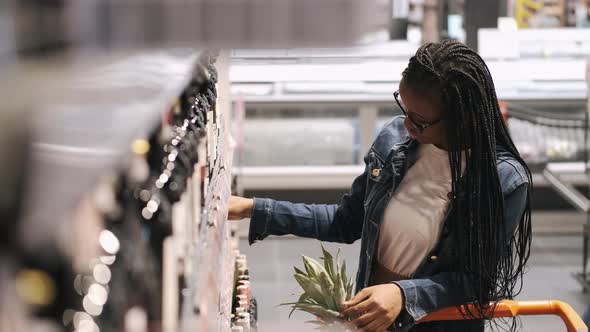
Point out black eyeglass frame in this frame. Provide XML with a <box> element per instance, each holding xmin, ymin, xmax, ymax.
<box><xmin>393</xmin><ymin>90</ymin><xmax>442</xmax><ymax>133</ymax></box>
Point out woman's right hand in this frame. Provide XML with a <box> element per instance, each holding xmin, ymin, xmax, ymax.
<box><xmin>227</xmin><ymin>196</ymin><xmax>255</xmax><ymax>220</ymax></box>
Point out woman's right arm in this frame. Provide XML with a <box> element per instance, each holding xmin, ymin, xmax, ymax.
<box><xmin>228</xmin><ymin>159</ymin><xmax>369</xmax><ymax>245</ymax></box>
<box><xmin>229</xmin><ymin>117</ymin><xmax>407</xmax><ymax>246</ymax></box>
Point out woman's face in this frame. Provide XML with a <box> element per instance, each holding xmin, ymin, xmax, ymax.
<box><xmin>398</xmin><ymin>79</ymin><xmax>447</xmax><ymax>149</ymax></box>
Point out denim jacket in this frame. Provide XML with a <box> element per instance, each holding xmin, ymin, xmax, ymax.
<box><xmin>248</xmin><ymin>116</ymin><xmax>529</xmax><ymax>331</ymax></box>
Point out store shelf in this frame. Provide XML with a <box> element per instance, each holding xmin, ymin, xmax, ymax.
<box><xmin>9</xmin><ymin>50</ymin><xmax>251</xmax><ymax>332</ymax></box>
<box><xmin>230</xmin><ymin>34</ymin><xmax>590</xmax><ymax>104</ymax></box>
<box><xmin>235</xmin><ymin>165</ymin><xmax>364</xmax><ymax>190</ymax></box>
<box><xmin>234</xmin><ymin>165</ymin><xmax>587</xmax><ymax>191</ymax></box>
<box><xmin>230</xmin><ymin>41</ymin><xmax>420</xmax><ymax>61</ymax></box>
<box><xmin>230</xmin><ymin>59</ymin><xmax>587</xmax><ymax>103</ymax></box>
<box><xmin>547</xmin><ymin>162</ymin><xmax>590</xmax><ymax>174</ymax></box>
<box><xmin>231</xmin><ymin>29</ymin><xmax>590</xmax><ymax>62</ymax></box>
<box><xmin>20</xmin><ymin>50</ymin><xmax>199</xmax><ymax>241</ymax></box>
<box><xmin>30</xmin><ymin>50</ymin><xmax>199</xmax><ymax>152</ymax></box>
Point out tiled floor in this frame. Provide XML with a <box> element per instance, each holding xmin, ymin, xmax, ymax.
<box><xmin>239</xmin><ymin>212</ymin><xmax>590</xmax><ymax>332</ymax></box>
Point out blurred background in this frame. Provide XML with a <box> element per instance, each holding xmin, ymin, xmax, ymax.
<box><xmin>1</xmin><ymin>0</ymin><xmax>590</xmax><ymax>331</ymax></box>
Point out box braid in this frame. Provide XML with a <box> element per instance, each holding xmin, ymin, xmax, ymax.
<box><xmin>402</xmin><ymin>40</ymin><xmax>532</xmax><ymax>328</ymax></box>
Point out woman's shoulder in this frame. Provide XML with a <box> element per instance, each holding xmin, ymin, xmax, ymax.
<box><xmin>370</xmin><ymin>116</ymin><xmax>409</xmax><ymax>159</ymax></box>
<box><xmin>495</xmin><ymin>146</ymin><xmax>530</xmax><ymax>194</ymax></box>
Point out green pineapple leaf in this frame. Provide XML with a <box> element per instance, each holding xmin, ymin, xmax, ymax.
<box><xmin>294</xmin><ymin>266</ymin><xmax>306</xmax><ymax>276</ymax></box>
<box><xmin>320</xmin><ymin>244</ymin><xmax>336</xmax><ymax>282</ymax></box>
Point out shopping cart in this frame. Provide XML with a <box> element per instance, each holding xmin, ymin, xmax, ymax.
<box><xmin>419</xmin><ymin>300</ymin><xmax>588</xmax><ymax>332</ymax></box>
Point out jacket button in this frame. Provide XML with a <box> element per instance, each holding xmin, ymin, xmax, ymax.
<box><xmin>430</xmin><ymin>255</ymin><xmax>438</xmax><ymax>260</ymax></box>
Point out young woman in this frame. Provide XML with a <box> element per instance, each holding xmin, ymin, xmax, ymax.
<box><xmin>228</xmin><ymin>40</ymin><xmax>532</xmax><ymax>332</ymax></box>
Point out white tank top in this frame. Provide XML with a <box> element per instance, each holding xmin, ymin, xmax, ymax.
<box><xmin>376</xmin><ymin>143</ymin><xmax>455</xmax><ymax>278</ymax></box>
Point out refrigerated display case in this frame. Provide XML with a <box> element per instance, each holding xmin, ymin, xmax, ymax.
<box><xmin>230</xmin><ymin>39</ymin><xmax>589</xmax><ymax>207</ymax></box>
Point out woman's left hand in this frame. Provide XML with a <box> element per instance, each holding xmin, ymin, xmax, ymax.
<box><xmin>340</xmin><ymin>284</ymin><xmax>404</xmax><ymax>332</ymax></box>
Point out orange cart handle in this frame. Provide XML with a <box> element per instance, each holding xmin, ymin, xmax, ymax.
<box><xmin>419</xmin><ymin>300</ymin><xmax>588</xmax><ymax>332</ymax></box>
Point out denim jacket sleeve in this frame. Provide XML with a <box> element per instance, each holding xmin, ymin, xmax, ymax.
<box><xmin>391</xmin><ymin>183</ymin><xmax>529</xmax><ymax>331</ymax></box>
<box><xmin>248</xmin><ymin>155</ymin><xmax>369</xmax><ymax>245</ymax></box>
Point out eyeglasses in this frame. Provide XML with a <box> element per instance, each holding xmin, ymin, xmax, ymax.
<box><xmin>393</xmin><ymin>90</ymin><xmax>441</xmax><ymax>133</ymax></box>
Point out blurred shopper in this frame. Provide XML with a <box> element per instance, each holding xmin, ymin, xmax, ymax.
<box><xmin>229</xmin><ymin>40</ymin><xmax>532</xmax><ymax>332</ymax></box>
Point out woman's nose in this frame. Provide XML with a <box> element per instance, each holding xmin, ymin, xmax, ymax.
<box><xmin>402</xmin><ymin>117</ymin><xmax>414</xmax><ymax>132</ymax></box>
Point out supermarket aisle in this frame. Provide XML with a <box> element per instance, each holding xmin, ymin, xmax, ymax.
<box><xmin>517</xmin><ymin>234</ymin><xmax>587</xmax><ymax>332</ymax></box>
<box><xmin>240</xmin><ymin>214</ymin><xmax>590</xmax><ymax>332</ymax></box>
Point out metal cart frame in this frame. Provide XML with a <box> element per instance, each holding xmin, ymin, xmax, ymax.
<box><xmin>420</xmin><ymin>300</ymin><xmax>588</xmax><ymax>332</ymax></box>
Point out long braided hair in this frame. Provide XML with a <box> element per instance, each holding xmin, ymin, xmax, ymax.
<box><xmin>402</xmin><ymin>40</ymin><xmax>533</xmax><ymax>327</ymax></box>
